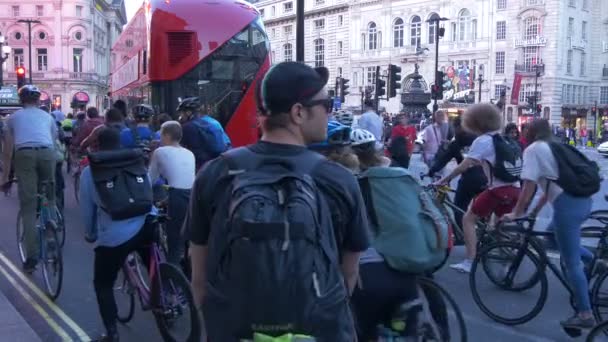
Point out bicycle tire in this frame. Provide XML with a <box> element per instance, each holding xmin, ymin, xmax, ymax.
<box><xmin>592</xmin><ymin>270</ymin><xmax>608</xmax><ymax>323</ymax></box>
<box><xmin>41</xmin><ymin>228</ymin><xmax>63</xmax><ymax>300</ymax></box>
<box><xmin>16</xmin><ymin>210</ymin><xmax>26</xmax><ymax>264</ymax></box>
<box><xmin>151</xmin><ymin>263</ymin><xmax>201</xmax><ymax>342</ymax></box>
<box><xmin>115</xmin><ymin>269</ymin><xmax>135</xmax><ymax>323</ymax></box>
<box><xmin>418</xmin><ymin>277</ymin><xmax>467</xmax><ymax>342</ymax></box>
<box><xmin>469</xmin><ymin>240</ymin><xmax>548</xmax><ymax>325</ymax></box>
<box><xmin>587</xmin><ymin>320</ymin><xmax>608</xmax><ymax>341</ymax></box>
<box><xmin>54</xmin><ymin>206</ymin><xmax>66</xmax><ymax>248</ymax></box>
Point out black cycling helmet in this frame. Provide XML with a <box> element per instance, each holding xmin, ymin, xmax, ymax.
<box><xmin>18</xmin><ymin>85</ymin><xmax>42</xmax><ymax>103</ymax></box>
<box><xmin>132</xmin><ymin>104</ymin><xmax>155</xmax><ymax>118</ymax></box>
<box><xmin>176</xmin><ymin>97</ymin><xmax>201</xmax><ymax>112</ymax></box>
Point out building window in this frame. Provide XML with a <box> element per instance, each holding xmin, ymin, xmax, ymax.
<box><xmin>568</xmin><ymin>0</ymin><xmax>576</xmax><ymax>7</ymax></box>
<box><xmin>582</xmin><ymin>21</ymin><xmax>587</xmax><ymax>40</ymax></box>
<box><xmin>14</xmin><ymin>32</ymin><xmax>22</xmax><ymax>40</ymax></box>
<box><xmin>580</xmin><ymin>52</ymin><xmax>586</xmax><ymax>76</ymax></box>
<box><xmin>36</xmin><ymin>5</ymin><xmax>43</xmax><ymax>17</ymax></box>
<box><xmin>583</xmin><ymin>0</ymin><xmax>589</xmax><ymax>10</ymax></box>
<box><xmin>260</xmin><ymin>9</ymin><xmax>265</xmax><ymax>18</ymax></box>
<box><xmin>283</xmin><ymin>2</ymin><xmax>293</xmax><ymax>13</ymax></box>
<box><xmin>368</xmin><ymin>22</ymin><xmax>378</xmax><ymax>50</ymax></box>
<box><xmin>568</xmin><ymin>18</ymin><xmax>574</xmax><ymax>38</ymax></box>
<box><xmin>76</xmin><ymin>5</ymin><xmax>83</xmax><ymax>17</ymax></box>
<box><xmin>495</xmin><ymin>85</ymin><xmax>507</xmax><ymax>99</ymax></box>
<box><xmin>519</xmin><ymin>84</ymin><xmax>542</xmax><ymax>103</ymax></box>
<box><xmin>338</xmin><ymin>15</ymin><xmax>343</xmax><ymax>27</ymax></box>
<box><xmin>451</xmin><ymin>22</ymin><xmax>457</xmax><ymax>41</ymax></box>
<box><xmin>314</xmin><ymin>39</ymin><xmax>324</xmax><ymax>67</ymax></box>
<box><xmin>38</xmin><ymin>31</ymin><xmax>46</xmax><ymax>40</ymax></box>
<box><xmin>270</xmin><ymin>6</ymin><xmax>275</xmax><ymax>16</ymax></box>
<box><xmin>428</xmin><ymin>13</ymin><xmax>440</xmax><ymax>44</ymax></box>
<box><xmin>600</xmin><ymin>87</ymin><xmax>608</xmax><ymax>104</ymax></box>
<box><xmin>284</xmin><ymin>25</ymin><xmax>292</xmax><ymax>37</ymax></box>
<box><xmin>496</xmin><ymin>21</ymin><xmax>506</xmax><ymax>40</ymax></box>
<box><xmin>284</xmin><ymin>43</ymin><xmax>292</xmax><ymax>62</ymax></box>
<box><xmin>458</xmin><ymin>9</ymin><xmax>472</xmax><ymax>41</ymax></box>
<box><xmin>526</xmin><ymin>0</ymin><xmax>540</xmax><ymax>5</ymax></box>
<box><xmin>74</xmin><ymin>31</ymin><xmax>83</xmax><ymax>41</ymax></box>
<box><xmin>271</xmin><ymin>29</ymin><xmax>276</xmax><ymax>38</ymax></box>
<box><xmin>13</xmin><ymin>48</ymin><xmax>24</xmax><ymax>68</ymax></box>
<box><xmin>12</xmin><ymin>6</ymin><xmax>19</xmax><ymax>17</ymax></box>
<box><xmin>37</xmin><ymin>48</ymin><xmax>48</xmax><ymax>71</ymax></box>
<box><xmin>314</xmin><ymin>19</ymin><xmax>325</xmax><ymax>30</ymax></box>
<box><xmin>567</xmin><ymin>50</ymin><xmax>573</xmax><ymax>74</ymax></box>
<box><xmin>410</xmin><ymin>16</ymin><xmax>421</xmax><ymax>47</ymax></box>
<box><xmin>337</xmin><ymin>67</ymin><xmax>342</xmax><ymax>77</ymax></box>
<box><xmin>495</xmin><ymin>51</ymin><xmax>505</xmax><ymax>74</ymax></box>
<box><xmin>353</xmin><ymin>72</ymin><xmax>358</xmax><ymax>86</ymax></box>
<box><xmin>315</xmin><ymin>0</ymin><xmax>324</xmax><ymax>5</ymax></box>
<box><xmin>73</xmin><ymin>48</ymin><xmax>83</xmax><ymax>73</ymax></box>
<box><xmin>523</xmin><ymin>46</ymin><xmax>541</xmax><ymax>69</ymax></box>
<box><xmin>524</xmin><ymin>17</ymin><xmax>540</xmax><ymax>40</ymax></box>
<box><xmin>367</xmin><ymin>66</ymin><xmax>376</xmax><ymax>85</ymax></box>
<box><xmin>393</xmin><ymin>18</ymin><xmax>404</xmax><ymax>48</ymax></box>
<box><xmin>337</xmin><ymin>41</ymin><xmax>343</xmax><ymax>55</ymax></box>
<box><xmin>497</xmin><ymin>0</ymin><xmax>507</xmax><ymax>10</ymax></box>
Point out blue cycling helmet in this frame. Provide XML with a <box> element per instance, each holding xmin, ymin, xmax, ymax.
<box><xmin>309</xmin><ymin>120</ymin><xmax>351</xmax><ymax>150</ymax></box>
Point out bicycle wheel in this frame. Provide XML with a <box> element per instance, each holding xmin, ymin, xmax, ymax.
<box><xmin>587</xmin><ymin>320</ymin><xmax>608</xmax><ymax>341</ymax></box>
<box><xmin>114</xmin><ymin>268</ymin><xmax>135</xmax><ymax>323</ymax></box>
<box><xmin>417</xmin><ymin>277</ymin><xmax>467</xmax><ymax>342</ymax></box>
<box><xmin>470</xmin><ymin>241</ymin><xmax>548</xmax><ymax>325</ymax></box>
<box><xmin>41</xmin><ymin>227</ymin><xmax>63</xmax><ymax>300</ymax></box>
<box><xmin>16</xmin><ymin>210</ymin><xmax>26</xmax><ymax>264</ymax></box>
<box><xmin>151</xmin><ymin>263</ymin><xmax>200</xmax><ymax>342</ymax></box>
<box><xmin>592</xmin><ymin>270</ymin><xmax>608</xmax><ymax>323</ymax></box>
<box><xmin>54</xmin><ymin>206</ymin><xmax>66</xmax><ymax>248</ymax></box>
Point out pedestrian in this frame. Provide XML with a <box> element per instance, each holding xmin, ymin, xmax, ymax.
<box><xmin>422</xmin><ymin>110</ymin><xmax>452</xmax><ymax>168</ymax></box>
<box><xmin>580</xmin><ymin>126</ymin><xmax>588</xmax><ymax>148</ymax></box>
<box><xmin>356</xmin><ymin>100</ymin><xmax>384</xmax><ymax>150</ymax></box>
<box><xmin>185</xmin><ymin>61</ymin><xmax>369</xmax><ymax>341</ymax></box>
<box><xmin>519</xmin><ymin>123</ymin><xmax>530</xmax><ymax>150</ymax></box>
<box><xmin>388</xmin><ymin>113</ymin><xmax>416</xmax><ymax>168</ymax></box>
<box><xmin>503</xmin><ymin>118</ymin><xmax>597</xmax><ymax>330</ymax></box>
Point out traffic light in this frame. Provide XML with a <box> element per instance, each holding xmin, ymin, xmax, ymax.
<box><xmin>388</xmin><ymin>64</ymin><xmax>402</xmax><ymax>98</ymax></box>
<box><xmin>432</xmin><ymin>71</ymin><xmax>445</xmax><ymax>100</ymax></box>
<box><xmin>376</xmin><ymin>77</ymin><xmax>386</xmax><ymax>97</ymax></box>
<box><xmin>339</xmin><ymin>78</ymin><xmax>350</xmax><ymax>102</ymax></box>
<box><xmin>16</xmin><ymin>67</ymin><xmax>26</xmax><ymax>89</ymax></box>
<box><xmin>592</xmin><ymin>106</ymin><xmax>597</xmax><ymax>117</ymax></box>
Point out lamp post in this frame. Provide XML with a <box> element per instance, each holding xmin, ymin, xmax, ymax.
<box><xmin>533</xmin><ymin>63</ymin><xmax>541</xmax><ymax>118</ymax></box>
<box><xmin>426</xmin><ymin>16</ymin><xmax>448</xmax><ymax>114</ymax></box>
<box><xmin>477</xmin><ymin>64</ymin><xmax>484</xmax><ymax>103</ymax></box>
<box><xmin>0</xmin><ymin>35</ymin><xmax>11</xmax><ymax>89</ymax></box>
<box><xmin>17</xmin><ymin>19</ymin><xmax>41</xmax><ymax>84</ymax></box>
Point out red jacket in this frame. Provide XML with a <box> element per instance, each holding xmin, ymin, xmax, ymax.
<box><xmin>72</xmin><ymin>117</ymin><xmax>104</xmax><ymax>149</ymax></box>
<box><xmin>390</xmin><ymin>125</ymin><xmax>417</xmax><ymax>155</ymax></box>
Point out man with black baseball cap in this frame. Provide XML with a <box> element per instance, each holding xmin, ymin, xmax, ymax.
<box><xmin>186</xmin><ymin>62</ymin><xmax>370</xmax><ymax>341</ymax></box>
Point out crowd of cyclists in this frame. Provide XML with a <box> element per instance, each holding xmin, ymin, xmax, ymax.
<box><xmin>0</xmin><ymin>60</ymin><xmax>605</xmax><ymax>342</ymax></box>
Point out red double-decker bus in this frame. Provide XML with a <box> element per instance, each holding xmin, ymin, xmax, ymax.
<box><xmin>110</xmin><ymin>0</ymin><xmax>270</xmax><ymax>147</ymax></box>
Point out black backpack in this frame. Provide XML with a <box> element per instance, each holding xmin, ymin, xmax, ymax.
<box><xmin>549</xmin><ymin>142</ymin><xmax>600</xmax><ymax>197</ymax></box>
<box><xmin>88</xmin><ymin>149</ymin><xmax>153</xmax><ymax>220</ymax></box>
<box><xmin>203</xmin><ymin>147</ymin><xmax>350</xmax><ymax>339</ymax></box>
<box><xmin>491</xmin><ymin>134</ymin><xmax>523</xmax><ymax>183</ymax></box>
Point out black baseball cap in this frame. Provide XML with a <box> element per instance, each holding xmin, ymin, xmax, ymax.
<box><xmin>260</xmin><ymin>62</ymin><xmax>329</xmax><ymax>116</ymax></box>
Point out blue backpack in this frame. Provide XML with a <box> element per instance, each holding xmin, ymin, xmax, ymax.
<box><xmin>359</xmin><ymin>167</ymin><xmax>450</xmax><ymax>273</ymax></box>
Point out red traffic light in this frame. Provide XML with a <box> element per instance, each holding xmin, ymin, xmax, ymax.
<box><xmin>16</xmin><ymin>67</ymin><xmax>25</xmax><ymax>76</ymax></box>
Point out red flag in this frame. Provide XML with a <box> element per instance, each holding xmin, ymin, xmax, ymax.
<box><xmin>511</xmin><ymin>73</ymin><xmax>523</xmax><ymax>105</ymax></box>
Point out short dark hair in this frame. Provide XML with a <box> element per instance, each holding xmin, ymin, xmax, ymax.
<box><xmin>160</xmin><ymin>121</ymin><xmax>183</xmax><ymax>142</ymax></box>
<box><xmin>98</xmin><ymin>127</ymin><xmax>121</xmax><ymax>150</ymax></box>
<box><xmin>105</xmin><ymin>108</ymin><xmax>123</xmax><ymax>123</ymax></box>
<box><xmin>87</xmin><ymin>107</ymin><xmax>99</xmax><ymax>119</ymax></box>
<box><xmin>525</xmin><ymin>119</ymin><xmax>552</xmax><ymax>143</ymax></box>
<box><xmin>504</xmin><ymin>123</ymin><xmax>518</xmax><ymax>135</ymax></box>
<box><xmin>112</xmin><ymin>100</ymin><xmax>127</xmax><ymax>117</ymax></box>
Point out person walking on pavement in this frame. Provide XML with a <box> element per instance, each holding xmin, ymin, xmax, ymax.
<box><xmin>185</xmin><ymin>62</ymin><xmax>369</xmax><ymax>341</ymax></box>
<box><xmin>388</xmin><ymin>113</ymin><xmax>417</xmax><ymax>168</ymax></box>
<box><xmin>580</xmin><ymin>126</ymin><xmax>588</xmax><ymax>148</ymax></box>
<box><xmin>1</xmin><ymin>85</ymin><xmax>58</xmax><ymax>272</ymax></box>
<box><xmin>356</xmin><ymin>100</ymin><xmax>384</xmax><ymax>150</ymax></box>
<box><xmin>422</xmin><ymin>110</ymin><xmax>452</xmax><ymax>168</ymax></box>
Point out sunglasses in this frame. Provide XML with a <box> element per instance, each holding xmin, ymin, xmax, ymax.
<box><xmin>302</xmin><ymin>98</ymin><xmax>333</xmax><ymax>113</ymax></box>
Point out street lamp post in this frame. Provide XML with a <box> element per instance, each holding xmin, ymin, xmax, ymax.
<box><xmin>17</xmin><ymin>19</ymin><xmax>41</xmax><ymax>84</ymax></box>
<box><xmin>426</xmin><ymin>16</ymin><xmax>448</xmax><ymax>114</ymax></box>
<box><xmin>0</xmin><ymin>35</ymin><xmax>11</xmax><ymax>88</ymax></box>
<box><xmin>477</xmin><ymin>64</ymin><xmax>484</xmax><ymax>103</ymax></box>
<box><xmin>533</xmin><ymin>64</ymin><xmax>541</xmax><ymax>118</ymax></box>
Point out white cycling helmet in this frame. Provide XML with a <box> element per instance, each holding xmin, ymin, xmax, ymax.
<box><xmin>334</xmin><ymin>110</ymin><xmax>354</xmax><ymax>127</ymax></box>
<box><xmin>350</xmin><ymin>128</ymin><xmax>376</xmax><ymax>146</ymax></box>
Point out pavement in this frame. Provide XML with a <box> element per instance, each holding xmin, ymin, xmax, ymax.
<box><xmin>0</xmin><ymin>145</ymin><xmax>606</xmax><ymax>341</ymax></box>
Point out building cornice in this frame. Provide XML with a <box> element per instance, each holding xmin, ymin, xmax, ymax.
<box><xmin>263</xmin><ymin>3</ymin><xmax>348</xmax><ymax>26</ymax></box>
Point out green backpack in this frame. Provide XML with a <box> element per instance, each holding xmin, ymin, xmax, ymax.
<box><xmin>358</xmin><ymin>167</ymin><xmax>451</xmax><ymax>273</ymax></box>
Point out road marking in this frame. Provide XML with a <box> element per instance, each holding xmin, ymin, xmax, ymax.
<box><xmin>0</xmin><ymin>252</ymin><xmax>91</xmax><ymax>341</ymax></box>
<box><xmin>0</xmin><ymin>261</ymin><xmax>72</xmax><ymax>341</ymax></box>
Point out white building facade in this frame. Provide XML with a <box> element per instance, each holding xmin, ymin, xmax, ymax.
<box><xmin>0</xmin><ymin>0</ymin><xmax>126</xmax><ymax>112</ymax></box>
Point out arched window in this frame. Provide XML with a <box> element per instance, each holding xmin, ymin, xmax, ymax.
<box><xmin>524</xmin><ymin>16</ymin><xmax>540</xmax><ymax>39</ymax></box>
<box><xmin>393</xmin><ymin>18</ymin><xmax>404</xmax><ymax>48</ymax></box>
<box><xmin>368</xmin><ymin>22</ymin><xmax>377</xmax><ymax>50</ymax></box>
<box><xmin>458</xmin><ymin>9</ymin><xmax>471</xmax><ymax>41</ymax></box>
<box><xmin>410</xmin><ymin>16</ymin><xmax>421</xmax><ymax>47</ymax></box>
<box><xmin>284</xmin><ymin>43</ymin><xmax>292</xmax><ymax>62</ymax></box>
<box><xmin>428</xmin><ymin>13</ymin><xmax>440</xmax><ymax>44</ymax></box>
<box><xmin>314</xmin><ymin>38</ymin><xmax>324</xmax><ymax>67</ymax></box>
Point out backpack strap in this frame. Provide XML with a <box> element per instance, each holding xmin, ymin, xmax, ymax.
<box><xmin>222</xmin><ymin>146</ymin><xmax>325</xmax><ymax>175</ymax></box>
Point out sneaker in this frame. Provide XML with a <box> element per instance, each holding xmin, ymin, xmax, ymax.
<box><xmin>560</xmin><ymin>314</ymin><xmax>595</xmax><ymax>329</ymax></box>
<box><xmin>93</xmin><ymin>329</ymin><xmax>119</xmax><ymax>342</ymax></box>
<box><xmin>449</xmin><ymin>260</ymin><xmax>472</xmax><ymax>273</ymax></box>
<box><xmin>22</xmin><ymin>258</ymin><xmax>38</xmax><ymax>274</ymax></box>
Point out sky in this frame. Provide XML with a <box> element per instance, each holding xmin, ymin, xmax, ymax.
<box><xmin>126</xmin><ymin>0</ymin><xmax>144</xmax><ymax>21</ymax></box>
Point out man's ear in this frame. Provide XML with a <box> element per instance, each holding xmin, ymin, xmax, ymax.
<box><xmin>289</xmin><ymin>103</ymin><xmax>306</xmax><ymax>125</ymax></box>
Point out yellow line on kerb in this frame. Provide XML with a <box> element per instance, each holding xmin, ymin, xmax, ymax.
<box><xmin>0</xmin><ymin>252</ymin><xmax>91</xmax><ymax>341</ymax></box>
<box><xmin>0</xmin><ymin>260</ymin><xmax>72</xmax><ymax>341</ymax></box>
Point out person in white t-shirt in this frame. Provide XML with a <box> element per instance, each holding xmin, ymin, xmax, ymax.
<box><xmin>503</xmin><ymin>119</ymin><xmax>594</xmax><ymax>330</ymax></box>
<box><xmin>149</xmin><ymin>121</ymin><xmax>196</xmax><ymax>265</ymax></box>
<box><xmin>422</xmin><ymin>110</ymin><xmax>450</xmax><ymax>167</ymax></box>
<box><xmin>436</xmin><ymin>104</ymin><xmax>521</xmax><ymax>273</ymax></box>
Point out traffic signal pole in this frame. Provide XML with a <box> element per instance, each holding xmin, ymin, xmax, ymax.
<box><xmin>534</xmin><ymin>65</ymin><xmax>540</xmax><ymax>118</ymax></box>
<box><xmin>433</xmin><ymin>29</ymin><xmax>440</xmax><ymax>114</ymax></box>
<box><xmin>18</xmin><ymin>19</ymin><xmax>41</xmax><ymax>84</ymax></box>
<box><xmin>296</xmin><ymin>0</ymin><xmax>304</xmax><ymax>62</ymax></box>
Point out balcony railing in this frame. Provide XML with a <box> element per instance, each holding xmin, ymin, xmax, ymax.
<box><xmin>69</xmin><ymin>72</ymin><xmax>99</xmax><ymax>81</ymax></box>
<box><xmin>514</xmin><ymin>63</ymin><xmax>545</xmax><ymax>75</ymax></box>
<box><xmin>5</xmin><ymin>71</ymin><xmax>108</xmax><ymax>85</ymax></box>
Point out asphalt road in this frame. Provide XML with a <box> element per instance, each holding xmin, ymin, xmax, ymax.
<box><xmin>0</xmin><ymin>147</ymin><xmax>606</xmax><ymax>341</ymax></box>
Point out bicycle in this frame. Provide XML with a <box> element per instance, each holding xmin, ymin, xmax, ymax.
<box><xmin>72</xmin><ymin>155</ymin><xmax>88</xmax><ymax>203</ymax></box>
<box><xmin>16</xmin><ymin>181</ymin><xmax>64</xmax><ymax>299</ymax></box>
<box><xmin>587</xmin><ymin>320</ymin><xmax>608</xmax><ymax>341</ymax></box>
<box><xmin>113</xmin><ymin>214</ymin><xmax>200</xmax><ymax>341</ymax></box>
<box><xmin>469</xmin><ymin>216</ymin><xmax>608</xmax><ymax>327</ymax></box>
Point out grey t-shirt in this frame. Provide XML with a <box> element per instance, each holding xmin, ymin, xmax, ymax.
<box><xmin>8</xmin><ymin>106</ymin><xmax>56</xmax><ymax>148</ymax></box>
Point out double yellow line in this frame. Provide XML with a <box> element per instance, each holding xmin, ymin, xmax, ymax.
<box><xmin>0</xmin><ymin>252</ymin><xmax>90</xmax><ymax>341</ymax></box>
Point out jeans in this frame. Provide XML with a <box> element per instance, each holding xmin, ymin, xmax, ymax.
<box><xmin>14</xmin><ymin>148</ymin><xmax>56</xmax><ymax>261</ymax></box>
<box><xmin>94</xmin><ymin>219</ymin><xmax>153</xmax><ymax>332</ymax></box>
<box><xmin>548</xmin><ymin>192</ymin><xmax>593</xmax><ymax>312</ymax></box>
<box><xmin>166</xmin><ymin>188</ymin><xmax>190</xmax><ymax>265</ymax></box>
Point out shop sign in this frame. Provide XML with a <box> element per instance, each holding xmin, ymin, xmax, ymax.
<box><xmin>72</xmin><ymin>91</ymin><xmax>90</xmax><ymax>104</ymax></box>
<box><xmin>514</xmin><ymin>36</ymin><xmax>547</xmax><ymax>48</ymax></box>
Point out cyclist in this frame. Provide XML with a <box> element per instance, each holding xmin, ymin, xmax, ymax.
<box><xmin>80</xmin><ymin>127</ymin><xmax>156</xmax><ymax>342</ymax></box>
<box><xmin>308</xmin><ymin>120</ymin><xmax>359</xmax><ymax>172</ymax></box>
<box><xmin>72</xmin><ymin>107</ymin><xmax>104</xmax><ymax>150</ymax></box>
<box><xmin>200</xmin><ymin>105</ymin><xmax>231</xmax><ymax>149</ymax></box>
<box><xmin>1</xmin><ymin>85</ymin><xmax>58</xmax><ymax>272</ymax></box>
<box><xmin>177</xmin><ymin>97</ymin><xmax>229</xmax><ymax>170</ymax></box>
<box><xmin>334</xmin><ymin>109</ymin><xmax>355</xmax><ymax>128</ymax></box>
<box><xmin>80</xmin><ymin>108</ymin><xmax>126</xmax><ymax>152</ymax></box>
<box><xmin>120</xmin><ymin>104</ymin><xmax>160</xmax><ymax>149</ymax></box>
<box><xmin>148</xmin><ymin>121</ymin><xmax>195</xmax><ymax>266</ymax></box>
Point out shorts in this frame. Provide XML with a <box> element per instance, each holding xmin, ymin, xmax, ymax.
<box><xmin>470</xmin><ymin>186</ymin><xmax>520</xmax><ymax>218</ymax></box>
